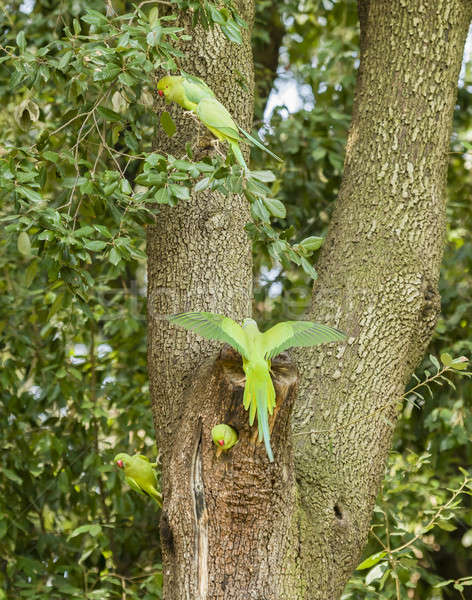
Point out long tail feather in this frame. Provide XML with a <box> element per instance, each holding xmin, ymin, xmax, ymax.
<box><xmin>230</xmin><ymin>141</ymin><xmax>248</xmax><ymax>171</ymax></box>
<box><xmin>257</xmin><ymin>393</ymin><xmax>274</xmax><ymax>462</ymax></box>
<box><xmin>244</xmin><ymin>363</ymin><xmax>275</xmax><ymax>462</ymax></box>
<box><xmin>238</xmin><ymin>125</ymin><xmax>282</xmax><ymax>162</ymax></box>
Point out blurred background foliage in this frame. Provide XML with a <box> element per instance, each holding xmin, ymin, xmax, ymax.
<box><xmin>0</xmin><ymin>0</ymin><xmax>470</xmax><ymax>598</ymax></box>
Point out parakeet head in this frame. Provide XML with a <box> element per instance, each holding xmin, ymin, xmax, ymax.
<box><xmin>157</xmin><ymin>75</ymin><xmax>184</xmax><ymax>103</ymax></box>
<box><xmin>211</xmin><ymin>424</ymin><xmax>238</xmax><ymax>451</ymax></box>
<box><xmin>114</xmin><ymin>453</ymin><xmax>130</xmax><ymax>469</ymax></box>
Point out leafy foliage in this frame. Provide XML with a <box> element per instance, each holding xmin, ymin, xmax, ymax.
<box><xmin>1</xmin><ymin>0</ymin><xmax>471</xmax><ymax>599</ymax></box>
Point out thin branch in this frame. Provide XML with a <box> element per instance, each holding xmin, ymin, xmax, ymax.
<box><xmin>293</xmin><ymin>364</ymin><xmax>463</xmax><ymax>437</ymax></box>
<box><xmin>391</xmin><ymin>477</ymin><xmax>471</xmax><ymax>555</ymax></box>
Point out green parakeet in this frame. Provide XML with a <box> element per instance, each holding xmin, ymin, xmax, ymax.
<box><xmin>114</xmin><ymin>453</ymin><xmax>162</xmax><ymax>507</ymax></box>
<box><xmin>169</xmin><ymin>312</ymin><xmax>345</xmax><ymax>463</ymax></box>
<box><xmin>212</xmin><ymin>423</ymin><xmax>238</xmax><ymax>457</ymax></box>
<box><xmin>157</xmin><ymin>74</ymin><xmax>280</xmax><ymax>170</ymax></box>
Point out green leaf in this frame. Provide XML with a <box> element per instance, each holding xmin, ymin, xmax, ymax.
<box><xmin>93</xmin><ymin>65</ymin><xmax>121</xmax><ymax>82</ymax></box>
<box><xmin>42</xmin><ymin>151</ymin><xmax>60</xmax><ymax>163</ymax></box>
<box><xmin>169</xmin><ymin>184</ymin><xmax>190</xmax><ymax>200</ymax></box>
<box><xmin>251</xmin><ymin>198</ymin><xmax>270</xmax><ymax>223</ymax></box>
<box><xmin>58</xmin><ymin>50</ymin><xmax>73</xmax><ymax>71</ymax></box>
<box><xmin>300</xmin><ymin>257</ymin><xmax>318</xmax><ymax>280</ymax></box>
<box><xmin>154</xmin><ymin>187</ymin><xmax>171</xmax><ymax>204</ymax></box>
<box><xmin>84</xmin><ymin>240</ymin><xmax>108</xmax><ymax>251</ymax></box>
<box><xmin>3</xmin><ymin>468</ymin><xmax>23</xmax><ymax>485</ymax></box>
<box><xmin>17</xmin><ymin>186</ymin><xmax>42</xmax><ymax>203</ymax></box>
<box><xmin>440</xmin><ymin>352</ymin><xmax>453</xmax><ymax>367</ymax></box>
<box><xmin>97</xmin><ymin>106</ymin><xmax>122</xmax><ymax>122</ymax></box>
<box><xmin>160</xmin><ymin>111</ymin><xmax>176</xmax><ymax>137</ymax></box>
<box><xmin>81</xmin><ymin>9</ymin><xmax>108</xmax><ymax>26</ymax></box>
<box><xmin>450</xmin><ymin>357</ymin><xmax>468</xmax><ymax>370</ymax></box>
<box><xmin>299</xmin><ymin>236</ymin><xmax>323</xmax><ymax>252</ymax></box>
<box><xmin>357</xmin><ymin>551</ymin><xmax>387</xmax><ymax>570</ymax></box>
<box><xmin>147</xmin><ymin>27</ymin><xmax>162</xmax><ymax>47</ymax></box>
<box><xmin>67</xmin><ymin>523</ymin><xmax>102</xmax><ymax>540</ymax></box>
<box><xmin>220</xmin><ymin>21</ymin><xmax>242</xmax><ymax>44</ymax></box>
<box><xmin>149</xmin><ymin>7</ymin><xmax>160</xmax><ymax>25</ymax></box>
<box><xmin>17</xmin><ymin>231</ymin><xmax>32</xmax><ymax>256</ymax></box>
<box><xmin>263</xmin><ymin>197</ymin><xmax>286</xmax><ymax>219</ymax></box>
<box><xmin>365</xmin><ymin>562</ymin><xmax>388</xmax><ymax>585</ymax></box>
<box><xmin>250</xmin><ymin>170</ymin><xmax>276</xmax><ymax>183</ymax></box>
<box><xmin>16</xmin><ymin>31</ymin><xmax>26</xmax><ymax>52</ymax></box>
<box><xmin>437</xmin><ymin>520</ymin><xmax>457</xmax><ymax>531</ymax></box>
<box><xmin>462</xmin><ymin>529</ymin><xmax>472</xmax><ymax>548</ymax></box>
<box><xmin>430</xmin><ymin>354</ymin><xmax>440</xmax><ymax>371</ymax></box>
<box><xmin>194</xmin><ymin>177</ymin><xmax>211</xmax><ymax>192</ymax></box>
<box><xmin>109</xmin><ymin>247</ymin><xmax>121</xmax><ymax>266</ymax></box>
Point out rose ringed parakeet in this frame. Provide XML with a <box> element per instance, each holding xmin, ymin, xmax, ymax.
<box><xmin>211</xmin><ymin>423</ymin><xmax>238</xmax><ymax>457</ymax></box>
<box><xmin>114</xmin><ymin>453</ymin><xmax>162</xmax><ymax>507</ymax></box>
<box><xmin>157</xmin><ymin>74</ymin><xmax>280</xmax><ymax>170</ymax></box>
<box><xmin>168</xmin><ymin>312</ymin><xmax>345</xmax><ymax>463</ymax></box>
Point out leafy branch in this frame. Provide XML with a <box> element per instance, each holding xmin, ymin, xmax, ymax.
<box><xmin>294</xmin><ymin>353</ymin><xmax>470</xmax><ymax>438</ymax></box>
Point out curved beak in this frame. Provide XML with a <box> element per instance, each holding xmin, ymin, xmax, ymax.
<box><xmin>157</xmin><ymin>89</ymin><xmax>164</xmax><ymax>97</ymax></box>
<box><xmin>218</xmin><ymin>439</ymin><xmax>224</xmax><ymax>446</ymax></box>
<box><xmin>116</xmin><ymin>459</ymin><xmax>124</xmax><ymax>468</ymax></box>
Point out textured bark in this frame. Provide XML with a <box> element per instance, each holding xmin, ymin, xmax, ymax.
<box><xmin>147</xmin><ymin>2</ymin><xmax>257</xmax><ymax>599</ymax></box>
<box><xmin>147</xmin><ymin>1</ymin><xmax>472</xmax><ymax>599</ymax></box>
<box><xmin>291</xmin><ymin>1</ymin><xmax>472</xmax><ymax>598</ymax></box>
<box><xmin>161</xmin><ymin>348</ymin><xmax>298</xmax><ymax>599</ymax></box>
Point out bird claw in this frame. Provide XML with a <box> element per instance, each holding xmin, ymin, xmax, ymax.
<box><xmin>211</xmin><ymin>139</ymin><xmax>226</xmax><ymax>159</ymax></box>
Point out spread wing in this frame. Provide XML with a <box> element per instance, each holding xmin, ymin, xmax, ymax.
<box><xmin>196</xmin><ymin>97</ymin><xmax>240</xmax><ymax>142</ymax></box>
<box><xmin>168</xmin><ymin>312</ymin><xmax>249</xmax><ymax>359</ymax></box>
<box><xmin>262</xmin><ymin>321</ymin><xmax>345</xmax><ymax>359</ymax></box>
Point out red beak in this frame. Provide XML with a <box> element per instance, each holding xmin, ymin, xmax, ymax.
<box><xmin>158</xmin><ymin>89</ymin><xmax>164</xmax><ymax>97</ymax></box>
<box><xmin>117</xmin><ymin>459</ymin><xmax>124</xmax><ymax>468</ymax></box>
<box><xmin>218</xmin><ymin>439</ymin><xmax>224</xmax><ymax>446</ymax></box>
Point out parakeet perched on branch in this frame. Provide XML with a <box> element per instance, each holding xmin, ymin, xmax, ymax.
<box><xmin>157</xmin><ymin>73</ymin><xmax>281</xmax><ymax>170</ymax></box>
<box><xmin>114</xmin><ymin>453</ymin><xmax>162</xmax><ymax>507</ymax></box>
<box><xmin>212</xmin><ymin>423</ymin><xmax>238</xmax><ymax>457</ymax></box>
<box><xmin>169</xmin><ymin>313</ymin><xmax>345</xmax><ymax>463</ymax></box>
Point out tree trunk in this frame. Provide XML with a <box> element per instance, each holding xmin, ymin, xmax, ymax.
<box><xmin>291</xmin><ymin>1</ymin><xmax>472</xmax><ymax>598</ymax></box>
<box><xmin>146</xmin><ymin>1</ymin><xmax>472</xmax><ymax>599</ymax></box>
<box><xmin>147</xmin><ymin>2</ymin><xmax>257</xmax><ymax>598</ymax></box>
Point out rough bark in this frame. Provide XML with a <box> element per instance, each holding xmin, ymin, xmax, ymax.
<box><xmin>291</xmin><ymin>1</ymin><xmax>472</xmax><ymax>598</ymax></box>
<box><xmin>147</xmin><ymin>1</ymin><xmax>472</xmax><ymax>599</ymax></box>
<box><xmin>147</xmin><ymin>2</ymin><xmax>257</xmax><ymax>599</ymax></box>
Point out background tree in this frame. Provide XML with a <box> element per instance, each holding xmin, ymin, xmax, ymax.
<box><xmin>1</xmin><ymin>1</ymin><xmax>471</xmax><ymax>599</ymax></box>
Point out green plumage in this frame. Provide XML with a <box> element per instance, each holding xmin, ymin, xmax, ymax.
<box><xmin>157</xmin><ymin>74</ymin><xmax>281</xmax><ymax>169</ymax></box>
<box><xmin>211</xmin><ymin>424</ymin><xmax>238</xmax><ymax>451</ymax></box>
<box><xmin>169</xmin><ymin>312</ymin><xmax>345</xmax><ymax>462</ymax></box>
<box><xmin>114</xmin><ymin>453</ymin><xmax>162</xmax><ymax>507</ymax></box>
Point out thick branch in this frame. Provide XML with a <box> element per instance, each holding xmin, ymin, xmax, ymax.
<box><xmin>292</xmin><ymin>1</ymin><xmax>472</xmax><ymax>598</ymax></box>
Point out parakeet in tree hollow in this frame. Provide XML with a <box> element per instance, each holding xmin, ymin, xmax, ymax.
<box><xmin>169</xmin><ymin>313</ymin><xmax>345</xmax><ymax>463</ymax></box>
<box><xmin>212</xmin><ymin>423</ymin><xmax>238</xmax><ymax>457</ymax></box>
<box><xmin>157</xmin><ymin>73</ymin><xmax>280</xmax><ymax>170</ymax></box>
<box><xmin>114</xmin><ymin>453</ymin><xmax>162</xmax><ymax>507</ymax></box>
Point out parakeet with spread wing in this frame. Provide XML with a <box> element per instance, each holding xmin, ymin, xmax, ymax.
<box><xmin>157</xmin><ymin>73</ymin><xmax>281</xmax><ymax>170</ymax></box>
<box><xmin>114</xmin><ymin>453</ymin><xmax>162</xmax><ymax>507</ymax></box>
<box><xmin>168</xmin><ymin>313</ymin><xmax>345</xmax><ymax>463</ymax></box>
